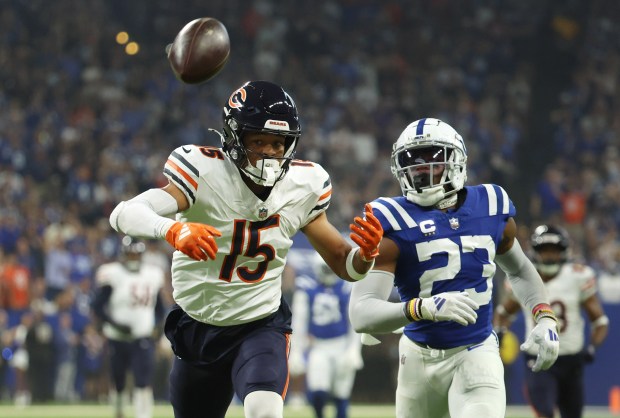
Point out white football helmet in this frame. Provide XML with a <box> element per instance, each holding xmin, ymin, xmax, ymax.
<box><xmin>312</xmin><ymin>253</ymin><xmax>339</xmax><ymax>287</ymax></box>
<box><xmin>391</xmin><ymin>118</ymin><xmax>467</xmax><ymax>207</ymax></box>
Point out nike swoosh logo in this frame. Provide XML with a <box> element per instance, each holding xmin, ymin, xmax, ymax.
<box><xmin>182</xmin><ymin>146</ymin><xmax>191</xmax><ymax>153</ymax></box>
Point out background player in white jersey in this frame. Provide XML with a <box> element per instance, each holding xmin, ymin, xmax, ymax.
<box><xmin>108</xmin><ymin>80</ymin><xmax>382</xmax><ymax>418</ymax></box>
<box><xmin>494</xmin><ymin>224</ymin><xmax>609</xmax><ymax>418</ymax></box>
<box><xmin>348</xmin><ymin>118</ymin><xmax>560</xmax><ymax>418</ymax></box>
<box><xmin>289</xmin><ymin>253</ymin><xmax>363</xmax><ymax>418</ymax></box>
<box><xmin>92</xmin><ymin>236</ymin><xmax>166</xmax><ymax>418</ymax></box>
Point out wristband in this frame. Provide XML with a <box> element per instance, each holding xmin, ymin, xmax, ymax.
<box><xmin>403</xmin><ymin>299</ymin><xmax>422</xmax><ymax>322</ymax></box>
<box><xmin>345</xmin><ymin>247</ymin><xmax>374</xmax><ymax>281</ymax></box>
<box><xmin>532</xmin><ymin>303</ymin><xmax>557</xmax><ymax>323</ymax></box>
<box><xmin>591</xmin><ymin>315</ymin><xmax>609</xmax><ymax>328</ymax></box>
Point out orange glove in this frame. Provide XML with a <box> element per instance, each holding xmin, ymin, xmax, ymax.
<box><xmin>165</xmin><ymin>222</ymin><xmax>222</xmax><ymax>261</ymax></box>
<box><xmin>349</xmin><ymin>203</ymin><xmax>383</xmax><ymax>261</ymax></box>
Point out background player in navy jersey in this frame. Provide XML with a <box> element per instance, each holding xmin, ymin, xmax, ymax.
<box><xmin>92</xmin><ymin>236</ymin><xmax>166</xmax><ymax>418</ymax></box>
<box><xmin>109</xmin><ymin>81</ymin><xmax>382</xmax><ymax>418</ymax></box>
<box><xmin>495</xmin><ymin>224</ymin><xmax>609</xmax><ymax>418</ymax></box>
<box><xmin>289</xmin><ymin>253</ymin><xmax>363</xmax><ymax>418</ymax></box>
<box><xmin>348</xmin><ymin>118</ymin><xmax>560</xmax><ymax>418</ymax></box>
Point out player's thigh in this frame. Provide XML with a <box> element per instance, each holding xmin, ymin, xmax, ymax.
<box><xmin>306</xmin><ymin>346</ymin><xmax>334</xmax><ymax>392</ymax></box>
<box><xmin>233</xmin><ymin>328</ymin><xmax>290</xmax><ymax>403</ymax></box>
<box><xmin>556</xmin><ymin>357</ymin><xmax>584</xmax><ymax>418</ymax></box>
<box><xmin>395</xmin><ymin>335</ymin><xmax>451</xmax><ymax>418</ymax></box>
<box><xmin>524</xmin><ymin>356</ymin><xmax>557</xmax><ymax>418</ymax></box>
<box><xmin>332</xmin><ymin>360</ymin><xmax>357</xmax><ymax>399</ymax></box>
<box><xmin>109</xmin><ymin>340</ymin><xmax>131</xmax><ymax>390</ymax></box>
<box><xmin>131</xmin><ymin>337</ymin><xmax>155</xmax><ymax>388</ymax></box>
<box><xmin>169</xmin><ymin>356</ymin><xmax>234</xmax><ymax>418</ymax></box>
<box><xmin>449</xmin><ymin>334</ymin><xmax>505</xmax><ymax>418</ymax></box>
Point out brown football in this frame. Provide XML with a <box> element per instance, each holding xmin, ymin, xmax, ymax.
<box><xmin>167</xmin><ymin>17</ymin><xmax>230</xmax><ymax>84</ymax></box>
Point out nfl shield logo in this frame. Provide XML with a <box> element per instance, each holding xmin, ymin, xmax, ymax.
<box><xmin>258</xmin><ymin>207</ymin><xmax>268</xmax><ymax>219</ymax></box>
<box><xmin>449</xmin><ymin>217</ymin><xmax>460</xmax><ymax>230</ymax></box>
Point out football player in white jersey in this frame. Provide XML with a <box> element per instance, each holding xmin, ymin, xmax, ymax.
<box><xmin>495</xmin><ymin>224</ymin><xmax>609</xmax><ymax>418</ymax></box>
<box><xmin>289</xmin><ymin>253</ymin><xmax>363</xmax><ymax>418</ymax></box>
<box><xmin>348</xmin><ymin>118</ymin><xmax>560</xmax><ymax>418</ymax></box>
<box><xmin>108</xmin><ymin>81</ymin><xmax>382</xmax><ymax>418</ymax></box>
<box><xmin>92</xmin><ymin>236</ymin><xmax>166</xmax><ymax>418</ymax></box>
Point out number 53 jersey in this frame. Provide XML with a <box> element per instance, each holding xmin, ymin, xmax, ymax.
<box><xmin>163</xmin><ymin>145</ymin><xmax>331</xmax><ymax>326</ymax></box>
<box><xmin>370</xmin><ymin>184</ymin><xmax>516</xmax><ymax>349</ymax></box>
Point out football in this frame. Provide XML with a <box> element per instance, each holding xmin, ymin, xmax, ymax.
<box><xmin>167</xmin><ymin>17</ymin><xmax>230</xmax><ymax>84</ymax></box>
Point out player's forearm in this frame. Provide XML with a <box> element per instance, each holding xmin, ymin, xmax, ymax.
<box><xmin>110</xmin><ymin>189</ymin><xmax>178</xmax><ymax>238</ymax></box>
<box><xmin>495</xmin><ymin>240</ymin><xmax>550</xmax><ymax>313</ymax></box>
<box><xmin>349</xmin><ymin>270</ymin><xmax>410</xmax><ymax>333</ymax></box>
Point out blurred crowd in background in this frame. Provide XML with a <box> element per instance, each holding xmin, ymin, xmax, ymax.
<box><xmin>1</xmin><ymin>0</ymin><xmax>619</xmax><ymax>405</ymax></box>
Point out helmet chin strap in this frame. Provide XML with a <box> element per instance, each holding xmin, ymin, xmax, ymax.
<box><xmin>406</xmin><ymin>185</ymin><xmax>444</xmax><ymax>206</ymax></box>
<box><xmin>537</xmin><ymin>263</ymin><xmax>561</xmax><ymax>277</ymax></box>
<box><xmin>406</xmin><ymin>186</ymin><xmax>458</xmax><ymax>209</ymax></box>
<box><xmin>244</xmin><ymin>158</ymin><xmax>282</xmax><ymax>187</ymax></box>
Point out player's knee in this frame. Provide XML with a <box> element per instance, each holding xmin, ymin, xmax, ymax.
<box><xmin>244</xmin><ymin>391</ymin><xmax>283</xmax><ymax>418</ymax></box>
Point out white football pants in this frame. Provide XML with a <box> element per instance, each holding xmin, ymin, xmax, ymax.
<box><xmin>396</xmin><ymin>333</ymin><xmax>505</xmax><ymax>418</ymax></box>
<box><xmin>306</xmin><ymin>336</ymin><xmax>357</xmax><ymax>399</ymax></box>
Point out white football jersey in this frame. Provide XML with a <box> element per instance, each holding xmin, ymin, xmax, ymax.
<box><xmin>520</xmin><ymin>262</ymin><xmax>597</xmax><ymax>355</ymax></box>
<box><xmin>95</xmin><ymin>261</ymin><xmax>165</xmax><ymax>340</ymax></box>
<box><xmin>163</xmin><ymin>145</ymin><xmax>331</xmax><ymax>326</ymax></box>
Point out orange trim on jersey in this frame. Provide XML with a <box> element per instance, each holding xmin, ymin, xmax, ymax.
<box><xmin>166</xmin><ymin>159</ymin><xmax>198</xmax><ymax>189</ymax></box>
<box><xmin>318</xmin><ymin>189</ymin><xmax>332</xmax><ymax>201</ymax></box>
<box><xmin>282</xmin><ymin>332</ymin><xmax>291</xmax><ymax>400</ymax></box>
<box><xmin>291</xmin><ymin>160</ymin><xmax>314</xmax><ymax>167</ymax></box>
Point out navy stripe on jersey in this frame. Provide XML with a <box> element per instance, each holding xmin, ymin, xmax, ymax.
<box><xmin>416</xmin><ymin>118</ymin><xmax>427</xmax><ymax>135</ymax></box>
<box><xmin>310</xmin><ymin>201</ymin><xmax>330</xmax><ymax>214</ymax></box>
<box><xmin>171</xmin><ymin>151</ymin><xmax>199</xmax><ymax>176</ymax></box>
<box><xmin>482</xmin><ymin>184</ymin><xmax>511</xmax><ymax>216</ymax></box>
<box><xmin>164</xmin><ymin>168</ymin><xmax>196</xmax><ymax>204</ymax></box>
<box><xmin>370</xmin><ymin>198</ymin><xmax>417</xmax><ymax>231</ymax></box>
<box><xmin>309</xmin><ymin>176</ymin><xmax>332</xmax><ymax>216</ymax></box>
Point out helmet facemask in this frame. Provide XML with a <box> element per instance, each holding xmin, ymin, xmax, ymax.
<box><xmin>222</xmin><ymin>122</ymin><xmax>298</xmax><ymax>187</ymax></box>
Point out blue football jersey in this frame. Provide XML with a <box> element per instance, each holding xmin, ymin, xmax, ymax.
<box><xmin>370</xmin><ymin>184</ymin><xmax>516</xmax><ymax>348</ymax></box>
<box><xmin>296</xmin><ymin>275</ymin><xmax>351</xmax><ymax>339</ymax></box>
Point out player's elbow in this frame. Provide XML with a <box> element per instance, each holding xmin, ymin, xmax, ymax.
<box><xmin>348</xmin><ymin>301</ymin><xmax>372</xmax><ymax>333</ymax></box>
<box><xmin>109</xmin><ymin>201</ymin><xmax>127</xmax><ymax>232</ymax></box>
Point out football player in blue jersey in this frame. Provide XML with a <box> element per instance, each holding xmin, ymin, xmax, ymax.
<box><xmin>289</xmin><ymin>253</ymin><xmax>363</xmax><ymax>418</ymax></box>
<box><xmin>348</xmin><ymin>118</ymin><xmax>560</xmax><ymax>418</ymax></box>
<box><xmin>109</xmin><ymin>81</ymin><xmax>383</xmax><ymax>418</ymax></box>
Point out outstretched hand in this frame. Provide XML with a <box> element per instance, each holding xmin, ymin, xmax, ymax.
<box><xmin>349</xmin><ymin>204</ymin><xmax>383</xmax><ymax>261</ymax></box>
<box><xmin>165</xmin><ymin>222</ymin><xmax>222</xmax><ymax>261</ymax></box>
<box><xmin>521</xmin><ymin>317</ymin><xmax>560</xmax><ymax>372</ymax></box>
